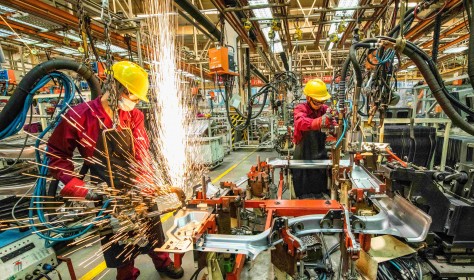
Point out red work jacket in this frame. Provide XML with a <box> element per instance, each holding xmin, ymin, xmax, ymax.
<box><xmin>47</xmin><ymin>97</ymin><xmax>149</xmax><ymax>184</ymax></box>
<box><xmin>293</xmin><ymin>102</ymin><xmax>328</xmax><ymax>145</ymax></box>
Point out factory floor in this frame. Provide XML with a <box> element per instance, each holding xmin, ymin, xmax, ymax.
<box><xmin>55</xmin><ymin>149</ymin><xmax>294</xmax><ymax>280</ymax></box>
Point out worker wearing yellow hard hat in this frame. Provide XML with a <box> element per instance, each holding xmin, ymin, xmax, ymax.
<box><xmin>292</xmin><ymin>79</ymin><xmax>335</xmax><ymax>198</ymax></box>
<box><xmin>47</xmin><ymin>61</ymin><xmax>184</xmax><ymax>279</ymax></box>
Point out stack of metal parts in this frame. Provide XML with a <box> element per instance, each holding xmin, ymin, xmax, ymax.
<box><xmin>384</xmin><ymin>125</ymin><xmax>437</xmax><ymax>167</ymax></box>
<box><xmin>434</xmin><ymin>135</ymin><xmax>474</xmax><ymax>168</ymax></box>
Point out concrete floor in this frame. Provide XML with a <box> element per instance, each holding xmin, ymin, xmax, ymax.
<box><xmin>54</xmin><ymin>149</ymin><xmax>282</xmax><ymax>280</ymax></box>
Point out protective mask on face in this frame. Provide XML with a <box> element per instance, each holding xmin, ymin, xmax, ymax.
<box><xmin>118</xmin><ymin>96</ymin><xmax>137</xmax><ymax>111</ymax></box>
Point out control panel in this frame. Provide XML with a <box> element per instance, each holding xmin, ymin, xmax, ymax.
<box><xmin>0</xmin><ymin>230</ymin><xmax>57</xmax><ymax>280</ymax></box>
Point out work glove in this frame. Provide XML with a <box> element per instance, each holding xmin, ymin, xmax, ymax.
<box><xmin>311</xmin><ymin>114</ymin><xmax>333</xmax><ymax>131</ymax></box>
<box><xmin>60</xmin><ymin>177</ymin><xmax>98</xmax><ymax>199</ymax></box>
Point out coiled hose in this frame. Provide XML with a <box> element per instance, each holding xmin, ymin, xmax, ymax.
<box><xmin>468</xmin><ymin>0</ymin><xmax>474</xmax><ymax>90</ymax></box>
<box><xmin>377</xmin><ymin>37</ymin><xmax>474</xmax><ymax>135</ymax></box>
<box><xmin>0</xmin><ymin>59</ymin><xmax>101</xmax><ymax>135</ymax></box>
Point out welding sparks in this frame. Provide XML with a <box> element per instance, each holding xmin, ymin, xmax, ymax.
<box><xmin>144</xmin><ymin>0</ymin><xmax>206</xmax><ymax>197</ymax></box>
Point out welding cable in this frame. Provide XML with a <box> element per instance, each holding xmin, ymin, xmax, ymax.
<box><xmin>26</xmin><ymin>73</ymin><xmax>109</xmax><ymax>239</ymax></box>
<box><xmin>39</xmin><ymin>274</ymin><xmax>52</xmax><ymax>280</ymax></box>
<box><xmin>468</xmin><ymin>0</ymin><xmax>474</xmax><ymax>91</ymax></box>
<box><xmin>414</xmin><ymin>0</ymin><xmax>447</xmax><ymax>21</ymax></box>
<box><xmin>374</xmin><ymin>36</ymin><xmax>474</xmax><ymax>135</ymax></box>
<box><xmin>0</xmin><ymin>60</ymin><xmax>101</xmax><ymax>136</ymax></box>
<box><xmin>388</xmin><ymin>7</ymin><xmax>416</xmax><ymax>38</ymax></box>
<box><xmin>431</xmin><ymin>13</ymin><xmax>443</xmax><ymax>64</ymax></box>
<box><xmin>335</xmin><ymin>118</ymin><xmax>348</xmax><ymax>149</ymax></box>
<box><xmin>401</xmin><ymin>38</ymin><xmax>474</xmax><ymax>116</ymax></box>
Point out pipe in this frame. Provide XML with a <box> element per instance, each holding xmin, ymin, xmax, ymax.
<box><xmin>173</xmin><ymin>0</ymin><xmax>221</xmax><ymax>40</ymax></box>
<box><xmin>174</xmin><ymin>0</ymin><xmax>268</xmax><ymax>85</ymax></box>
<box><xmin>0</xmin><ymin>60</ymin><xmax>101</xmax><ymax>132</ymax></box>
<box><xmin>432</xmin><ymin>13</ymin><xmax>442</xmax><ymax>64</ymax></box>
<box><xmin>246</xmin><ymin>47</ymin><xmax>251</xmax><ymax>110</ymax></box>
<box><xmin>388</xmin><ymin>38</ymin><xmax>474</xmax><ymax>135</ymax></box>
<box><xmin>468</xmin><ymin>0</ymin><xmax>474</xmax><ymax>91</ymax></box>
<box><xmin>280</xmin><ymin>52</ymin><xmax>290</xmax><ymax>71</ymax></box>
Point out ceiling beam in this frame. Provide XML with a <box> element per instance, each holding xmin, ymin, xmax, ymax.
<box><xmin>1</xmin><ymin>0</ymin><xmax>134</xmax><ymax>51</ymax></box>
<box><xmin>420</xmin><ymin>19</ymin><xmax>467</xmax><ymax>49</ymax></box>
<box><xmin>210</xmin><ymin>0</ymin><xmax>256</xmax><ymax>51</ymax></box>
<box><xmin>405</xmin><ymin>0</ymin><xmax>462</xmax><ymax>40</ymax></box>
<box><xmin>338</xmin><ymin>0</ymin><xmax>371</xmax><ymax>48</ymax></box>
<box><xmin>315</xmin><ymin>0</ymin><xmax>330</xmax><ymax>45</ymax></box>
<box><xmin>363</xmin><ymin>0</ymin><xmax>390</xmax><ymax>34</ymax></box>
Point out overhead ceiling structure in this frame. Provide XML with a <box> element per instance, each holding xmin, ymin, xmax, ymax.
<box><xmin>0</xmin><ymin>0</ymin><xmax>469</xmax><ymax>80</ymax></box>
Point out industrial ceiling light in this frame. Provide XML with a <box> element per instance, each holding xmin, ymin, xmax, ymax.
<box><xmin>326</xmin><ymin>0</ymin><xmax>360</xmax><ymax>49</ymax></box>
<box><xmin>248</xmin><ymin>0</ymin><xmax>284</xmax><ymax>53</ymax></box>
<box><xmin>0</xmin><ymin>29</ymin><xmax>15</xmax><ymax>38</ymax></box>
<box><xmin>35</xmin><ymin>43</ymin><xmax>54</xmax><ymax>48</ymax></box>
<box><xmin>54</xmin><ymin>47</ymin><xmax>79</xmax><ymax>55</ymax></box>
<box><xmin>0</xmin><ymin>4</ymin><xmax>16</xmax><ymax>13</ymax></box>
<box><xmin>14</xmin><ymin>38</ymin><xmax>39</xmax><ymax>45</ymax></box>
<box><xmin>443</xmin><ymin>46</ymin><xmax>469</xmax><ymax>54</ymax></box>
<box><xmin>55</xmin><ymin>31</ymin><xmax>82</xmax><ymax>42</ymax></box>
<box><xmin>95</xmin><ymin>43</ymin><xmax>128</xmax><ymax>53</ymax></box>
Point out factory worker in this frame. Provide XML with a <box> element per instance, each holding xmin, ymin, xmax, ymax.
<box><xmin>292</xmin><ymin>79</ymin><xmax>334</xmax><ymax>198</ymax></box>
<box><xmin>47</xmin><ymin>61</ymin><xmax>184</xmax><ymax>279</ymax></box>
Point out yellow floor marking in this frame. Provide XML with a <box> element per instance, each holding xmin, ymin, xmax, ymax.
<box><xmin>211</xmin><ymin>149</ymin><xmax>257</xmax><ymax>184</ymax></box>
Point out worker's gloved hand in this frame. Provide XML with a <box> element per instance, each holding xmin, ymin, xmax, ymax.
<box><xmin>60</xmin><ymin>178</ymin><xmax>88</xmax><ymax>198</ymax></box>
<box><xmin>311</xmin><ymin>114</ymin><xmax>333</xmax><ymax>130</ymax></box>
<box><xmin>60</xmin><ymin>178</ymin><xmax>99</xmax><ymax>200</ymax></box>
<box><xmin>169</xmin><ymin>187</ymin><xmax>186</xmax><ymax>204</ymax></box>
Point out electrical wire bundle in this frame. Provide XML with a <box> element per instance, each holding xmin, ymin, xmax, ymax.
<box><xmin>377</xmin><ymin>255</ymin><xmax>423</xmax><ymax>280</ymax></box>
<box><xmin>337</xmin><ymin>0</ymin><xmax>474</xmax><ymax>137</ymax></box>
<box><xmin>221</xmin><ymin>71</ymin><xmax>300</xmax><ymax>131</ymax></box>
<box><xmin>0</xmin><ymin>60</ymin><xmax>105</xmax><ymax>246</ymax></box>
<box><xmin>27</xmin><ymin>72</ymin><xmax>110</xmax><ymax>247</ymax></box>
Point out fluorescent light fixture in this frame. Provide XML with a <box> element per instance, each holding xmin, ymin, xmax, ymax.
<box><xmin>444</xmin><ymin>46</ymin><xmax>469</xmax><ymax>54</ymax></box>
<box><xmin>54</xmin><ymin>47</ymin><xmax>78</xmax><ymax>55</ymax></box>
<box><xmin>14</xmin><ymin>38</ymin><xmax>39</xmax><ymax>44</ymax></box>
<box><xmin>249</xmin><ymin>0</ymin><xmax>284</xmax><ymax>53</ymax></box>
<box><xmin>0</xmin><ymin>29</ymin><xmax>15</xmax><ymax>38</ymax></box>
<box><xmin>55</xmin><ymin>31</ymin><xmax>82</xmax><ymax>42</ymax></box>
<box><xmin>95</xmin><ymin>43</ymin><xmax>128</xmax><ymax>53</ymax></box>
<box><xmin>398</xmin><ymin>70</ymin><xmax>408</xmax><ymax>73</ymax></box>
<box><xmin>0</xmin><ymin>4</ymin><xmax>16</xmax><ymax>13</ymax></box>
<box><xmin>326</xmin><ymin>0</ymin><xmax>360</xmax><ymax>47</ymax></box>
<box><xmin>328</xmin><ymin>42</ymin><xmax>335</xmax><ymax>51</ymax></box>
<box><xmin>35</xmin><ymin>43</ymin><xmax>54</xmax><ymax>48</ymax></box>
<box><xmin>407</xmin><ymin>65</ymin><xmax>416</xmax><ymax>69</ymax></box>
<box><xmin>7</xmin><ymin>13</ymin><xmax>61</xmax><ymax>32</ymax></box>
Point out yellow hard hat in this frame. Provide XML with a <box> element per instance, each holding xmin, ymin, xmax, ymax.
<box><xmin>303</xmin><ymin>79</ymin><xmax>331</xmax><ymax>101</ymax></box>
<box><xmin>112</xmin><ymin>61</ymin><xmax>149</xmax><ymax>102</ymax></box>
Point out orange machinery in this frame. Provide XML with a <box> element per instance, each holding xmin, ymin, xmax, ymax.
<box><xmin>208</xmin><ymin>47</ymin><xmax>238</xmax><ymax>76</ymax></box>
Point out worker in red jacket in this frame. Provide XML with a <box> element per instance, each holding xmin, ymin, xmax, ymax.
<box><xmin>293</xmin><ymin>79</ymin><xmax>334</xmax><ymax>198</ymax></box>
<box><xmin>47</xmin><ymin>61</ymin><xmax>184</xmax><ymax>279</ymax></box>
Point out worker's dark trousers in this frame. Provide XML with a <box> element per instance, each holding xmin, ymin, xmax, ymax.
<box><xmin>292</xmin><ymin>130</ymin><xmax>328</xmax><ymax>198</ymax></box>
<box><xmin>101</xmin><ymin>216</ymin><xmax>171</xmax><ymax>280</ymax></box>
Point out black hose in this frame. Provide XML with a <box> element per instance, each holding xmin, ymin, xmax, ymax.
<box><xmin>349</xmin><ymin>41</ymin><xmax>377</xmax><ymax>88</ymax></box>
<box><xmin>0</xmin><ymin>59</ymin><xmax>101</xmax><ymax>132</ymax></box>
<box><xmin>402</xmin><ymin>44</ymin><xmax>474</xmax><ymax>135</ymax></box>
<box><xmin>469</xmin><ymin>0</ymin><xmax>474</xmax><ymax>90</ymax></box>
<box><xmin>403</xmin><ymin>39</ymin><xmax>474</xmax><ymax>116</ymax></box>
<box><xmin>388</xmin><ymin>7</ymin><xmax>416</xmax><ymax>37</ymax></box>
<box><xmin>432</xmin><ymin>13</ymin><xmax>442</xmax><ymax>64</ymax></box>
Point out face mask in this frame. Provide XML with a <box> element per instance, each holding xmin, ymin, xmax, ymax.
<box><xmin>118</xmin><ymin>97</ymin><xmax>137</xmax><ymax>111</ymax></box>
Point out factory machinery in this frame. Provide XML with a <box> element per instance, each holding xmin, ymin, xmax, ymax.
<box><xmin>155</xmin><ymin>1</ymin><xmax>474</xmax><ymax>279</ymax></box>
<box><xmin>0</xmin><ymin>1</ymin><xmax>474</xmax><ymax>280</ymax></box>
